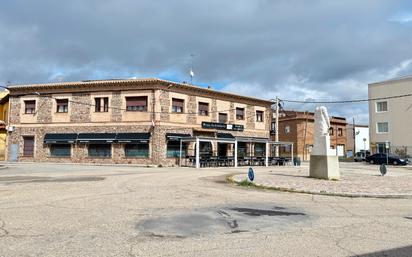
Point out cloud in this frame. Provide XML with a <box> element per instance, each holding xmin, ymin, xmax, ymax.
<box><xmin>0</xmin><ymin>0</ymin><xmax>411</xmax><ymax>124</ymax></box>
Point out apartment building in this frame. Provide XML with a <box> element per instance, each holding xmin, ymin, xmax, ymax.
<box><xmin>369</xmin><ymin>76</ymin><xmax>412</xmax><ymax>156</ymax></box>
<box><xmin>7</xmin><ymin>78</ymin><xmax>271</xmax><ymax>166</ymax></box>
<box><xmin>272</xmin><ymin>110</ymin><xmax>348</xmax><ymax>160</ymax></box>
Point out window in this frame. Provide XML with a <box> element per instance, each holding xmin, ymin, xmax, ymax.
<box><xmin>50</xmin><ymin>144</ymin><xmax>71</xmax><ymax>157</ymax></box>
<box><xmin>236</xmin><ymin>108</ymin><xmax>244</xmax><ymax>120</ymax></box>
<box><xmin>377</xmin><ymin>122</ymin><xmax>389</xmax><ymax>133</ymax></box>
<box><xmin>126</xmin><ymin>96</ymin><xmax>147</xmax><ymax>111</ymax></box>
<box><xmin>24</xmin><ymin>100</ymin><xmax>36</xmax><ymax>114</ymax></box>
<box><xmin>254</xmin><ymin>143</ymin><xmax>265</xmax><ymax>157</ymax></box>
<box><xmin>23</xmin><ymin>136</ymin><xmax>34</xmax><ymax>157</ymax></box>
<box><xmin>172</xmin><ymin>98</ymin><xmax>184</xmax><ymax>113</ymax></box>
<box><xmin>256</xmin><ymin>111</ymin><xmax>264</xmax><ymax>122</ymax></box>
<box><xmin>237</xmin><ymin>142</ymin><xmax>247</xmax><ymax>157</ymax></box>
<box><xmin>338</xmin><ymin>128</ymin><xmax>343</xmax><ymax>137</ymax></box>
<box><xmin>376</xmin><ymin>101</ymin><xmax>388</xmax><ymax>112</ymax></box>
<box><xmin>167</xmin><ymin>141</ymin><xmax>187</xmax><ymax>157</ymax></box>
<box><xmin>95</xmin><ymin>97</ymin><xmax>109</xmax><ymax>112</ymax></box>
<box><xmin>125</xmin><ymin>143</ymin><xmax>149</xmax><ymax>157</ymax></box>
<box><xmin>88</xmin><ymin>144</ymin><xmax>112</xmax><ymax>157</ymax></box>
<box><xmin>376</xmin><ymin>143</ymin><xmax>389</xmax><ymax>153</ymax></box>
<box><xmin>285</xmin><ymin>125</ymin><xmax>290</xmax><ymax>134</ymax></box>
<box><xmin>218</xmin><ymin>113</ymin><xmax>228</xmax><ymax>123</ymax></box>
<box><xmin>271</xmin><ymin>122</ymin><xmax>276</xmax><ymax>131</ymax></box>
<box><xmin>198</xmin><ymin>102</ymin><xmax>209</xmax><ymax>116</ymax></box>
<box><xmin>329</xmin><ymin>127</ymin><xmax>334</xmax><ymax>136</ymax></box>
<box><xmin>56</xmin><ymin>99</ymin><xmax>69</xmax><ymax>113</ymax></box>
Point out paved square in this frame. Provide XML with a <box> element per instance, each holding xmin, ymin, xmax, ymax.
<box><xmin>0</xmin><ymin>162</ymin><xmax>412</xmax><ymax>256</ymax></box>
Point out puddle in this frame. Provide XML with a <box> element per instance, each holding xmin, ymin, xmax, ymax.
<box><xmin>230</xmin><ymin>207</ymin><xmax>305</xmax><ymax>217</ymax></box>
<box><xmin>136</xmin><ymin>203</ymin><xmax>307</xmax><ymax>238</ymax></box>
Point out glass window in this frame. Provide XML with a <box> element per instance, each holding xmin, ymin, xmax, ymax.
<box><xmin>198</xmin><ymin>102</ymin><xmax>209</xmax><ymax>116</ymax></box>
<box><xmin>125</xmin><ymin>143</ymin><xmax>149</xmax><ymax>157</ymax></box>
<box><xmin>50</xmin><ymin>144</ymin><xmax>71</xmax><ymax>157</ymax></box>
<box><xmin>376</xmin><ymin>143</ymin><xmax>389</xmax><ymax>153</ymax></box>
<box><xmin>88</xmin><ymin>144</ymin><xmax>112</xmax><ymax>157</ymax></box>
<box><xmin>256</xmin><ymin>111</ymin><xmax>264</xmax><ymax>122</ymax></box>
<box><xmin>218</xmin><ymin>113</ymin><xmax>228</xmax><ymax>123</ymax></box>
<box><xmin>172</xmin><ymin>98</ymin><xmax>184</xmax><ymax>113</ymax></box>
<box><xmin>167</xmin><ymin>141</ymin><xmax>187</xmax><ymax>157</ymax></box>
<box><xmin>126</xmin><ymin>96</ymin><xmax>147</xmax><ymax>111</ymax></box>
<box><xmin>23</xmin><ymin>136</ymin><xmax>34</xmax><ymax>157</ymax></box>
<box><xmin>24</xmin><ymin>100</ymin><xmax>36</xmax><ymax>114</ymax></box>
<box><xmin>95</xmin><ymin>97</ymin><xmax>109</xmax><ymax>112</ymax></box>
<box><xmin>329</xmin><ymin>127</ymin><xmax>334</xmax><ymax>136</ymax></box>
<box><xmin>56</xmin><ymin>99</ymin><xmax>69</xmax><ymax>113</ymax></box>
<box><xmin>285</xmin><ymin>125</ymin><xmax>290</xmax><ymax>134</ymax></box>
<box><xmin>377</xmin><ymin>122</ymin><xmax>389</xmax><ymax>133</ymax></box>
<box><xmin>237</xmin><ymin>142</ymin><xmax>247</xmax><ymax>157</ymax></box>
<box><xmin>236</xmin><ymin>108</ymin><xmax>244</xmax><ymax>120</ymax></box>
<box><xmin>376</xmin><ymin>101</ymin><xmax>388</xmax><ymax>112</ymax></box>
<box><xmin>338</xmin><ymin>128</ymin><xmax>343</xmax><ymax>137</ymax></box>
<box><xmin>254</xmin><ymin>143</ymin><xmax>265</xmax><ymax>157</ymax></box>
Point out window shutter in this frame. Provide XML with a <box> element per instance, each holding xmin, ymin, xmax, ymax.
<box><xmin>126</xmin><ymin>97</ymin><xmax>147</xmax><ymax>107</ymax></box>
<box><xmin>199</xmin><ymin>102</ymin><xmax>209</xmax><ymax>111</ymax></box>
<box><xmin>172</xmin><ymin>99</ymin><xmax>184</xmax><ymax>107</ymax></box>
<box><xmin>25</xmin><ymin>101</ymin><xmax>35</xmax><ymax>109</ymax></box>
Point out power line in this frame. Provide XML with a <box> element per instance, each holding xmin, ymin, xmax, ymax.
<box><xmin>280</xmin><ymin>93</ymin><xmax>412</xmax><ymax>104</ymax></box>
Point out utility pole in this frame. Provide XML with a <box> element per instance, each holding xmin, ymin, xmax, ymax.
<box><xmin>303</xmin><ymin>111</ymin><xmax>308</xmax><ymax>161</ymax></box>
<box><xmin>275</xmin><ymin>96</ymin><xmax>279</xmax><ymax>157</ymax></box>
<box><xmin>352</xmin><ymin>117</ymin><xmax>356</xmax><ymax>156</ymax></box>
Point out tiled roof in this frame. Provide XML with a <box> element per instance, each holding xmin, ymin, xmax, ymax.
<box><xmin>8</xmin><ymin>78</ymin><xmax>272</xmax><ymax>105</ymax></box>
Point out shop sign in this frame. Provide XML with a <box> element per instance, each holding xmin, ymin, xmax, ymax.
<box><xmin>201</xmin><ymin>122</ymin><xmax>244</xmax><ymax>131</ymax></box>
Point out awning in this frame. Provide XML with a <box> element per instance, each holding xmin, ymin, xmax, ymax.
<box><xmin>77</xmin><ymin>133</ymin><xmax>117</xmax><ymax>143</ymax></box>
<box><xmin>217</xmin><ymin>133</ymin><xmax>235</xmax><ymax>139</ymax></box>
<box><xmin>166</xmin><ymin>133</ymin><xmax>191</xmax><ymax>141</ymax></box>
<box><xmin>236</xmin><ymin>136</ymin><xmax>269</xmax><ymax>143</ymax></box>
<box><xmin>44</xmin><ymin>133</ymin><xmax>78</xmax><ymax>144</ymax></box>
<box><xmin>116</xmin><ymin>133</ymin><xmax>150</xmax><ymax>143</ymax></box>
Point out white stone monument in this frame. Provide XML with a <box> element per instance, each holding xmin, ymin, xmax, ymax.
<box><xmin>309</xmin><ymin>106</ymin><xmax>340</xmax><ymax>180</ymax></box>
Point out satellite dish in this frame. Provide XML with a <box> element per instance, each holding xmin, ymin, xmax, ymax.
<box><xmin>380</xmin><ymin>164</ymin><xmax>387</xmax><ymax>176</ymax></box>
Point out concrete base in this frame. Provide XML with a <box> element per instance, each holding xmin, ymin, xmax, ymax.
<box><xmin>309</xmin><ymin>155</ymin><xmax>340</xmax><ymax>180</ymax></box>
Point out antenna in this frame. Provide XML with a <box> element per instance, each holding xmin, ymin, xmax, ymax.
<box><xmin>190</xmin><ymin>54</ymin><xmax>195</xmax><ymax>84</ymax></box>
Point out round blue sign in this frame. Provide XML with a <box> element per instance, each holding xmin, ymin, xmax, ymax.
<box><xmin>248</xmin><ymin>167</ymin><xmax>254</xmax><ymax>181</ymax></box>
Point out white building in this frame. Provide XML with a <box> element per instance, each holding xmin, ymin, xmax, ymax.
<box><xmin>368</xmin><ymin>76</ymin><xmax>412</xmax><ymax>155</ymax></box>
<box><xmin>347</xmin><ymin>124</ymin><xmax>369</xmax><ymax>154</ymax></box>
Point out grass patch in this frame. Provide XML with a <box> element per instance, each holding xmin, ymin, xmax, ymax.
<box><xmin>238</xmin><ymin>179</ymin><xmax>256</xmax><ymax>187</ymax></box>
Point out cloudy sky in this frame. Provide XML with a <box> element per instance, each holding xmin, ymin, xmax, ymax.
<box><xmin>1</xmin><ymin>0</ymin><xmax>412</xmax><ymax>123</ymax></box>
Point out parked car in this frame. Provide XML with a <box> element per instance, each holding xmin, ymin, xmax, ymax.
<box><xmin>354</xmin><ymin>151</ymin><xmax>370</xmax><ymax>162</ymax></box>
<box><xmin>365</xmin><ymin>153</ymin><xmax>409</xmax><ymax>165</ymax></box>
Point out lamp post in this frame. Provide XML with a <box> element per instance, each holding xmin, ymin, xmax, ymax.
<box><xmin>363</xmin><ymin>138</ymin><xmax>366</xmax><ymax>152</ymax></box>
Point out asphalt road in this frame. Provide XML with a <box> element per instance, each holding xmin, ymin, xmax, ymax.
<box><xmin>0</xmin><ymin>163</ymin><xmax>411</xmax><ymax>257</ymax></box>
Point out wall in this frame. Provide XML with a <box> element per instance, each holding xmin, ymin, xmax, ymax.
<box><xmin>369</xmin><ymin>79</ymin><xmax>412</xmax><ymax>154</ymax></box>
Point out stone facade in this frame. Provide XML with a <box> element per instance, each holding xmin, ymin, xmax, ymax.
<box><xmin>7</xmin><ymin>78</ymin><xmax>272</xmax><ymax>166</ymax></box>
<box><xmin>110</xmin><ymin>91</ymin><xmax>122</xmax><ymax>122</ymax></box>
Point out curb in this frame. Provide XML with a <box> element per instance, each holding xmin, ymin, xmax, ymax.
<box><xmin>227</xmin><ymin>174</ymin><xmax>412</xmax><ymax>199</ymax></box>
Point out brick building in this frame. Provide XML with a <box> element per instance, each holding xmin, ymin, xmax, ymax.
<box><xmin>7</xmin><ymin>78</ymin><xmax>272</xmax><ymax>166</ymax></box>
<box><xmin>272</xmin><ymin>110</ymin><xmax>348</xmax><ymax>160</ymax></box>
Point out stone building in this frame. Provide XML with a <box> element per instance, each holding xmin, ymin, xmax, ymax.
<box><xmin>0</xmin><ymin>91</ymin><xmax>9</xmax><ymax>160</ymax></box>
<box><xmin>7</xmin><ymin>78</ymin><xmax>272</xmax><ymax>166</ymax></box>
<box><xmin>272</xmin><ymin>110</ymin><xmax>348</xmax><ymax>160</ymax></box>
